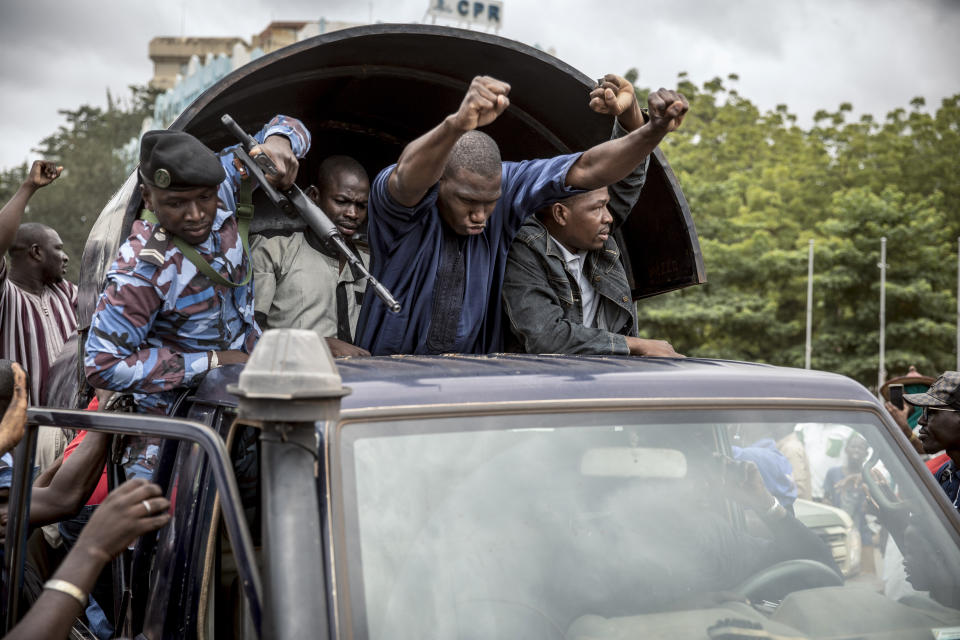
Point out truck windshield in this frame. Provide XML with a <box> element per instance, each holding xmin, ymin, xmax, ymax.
<box><xmin>337</xmin><ymin>409</ymin><xmax>960</xmax><ymax>640</ymax></box>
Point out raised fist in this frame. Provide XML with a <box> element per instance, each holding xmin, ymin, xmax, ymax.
<box><xmin>589</xmin><ymin>73</ymin><xmax>644</xmax><ymax>131</ymax></box>
<box><xmin>451</xmin><ymin>76</ymin><xmax>511</xmax><ymax>132</ymax></box>
<box><xmin>647</xmin><ymin>88</ymin><xmax>689</xmax><ymax>133</ymax></box>
<box><xmin>27</xmin><ymin>160</ymin><xmax>63</xmax><ymax>189</ymax></box>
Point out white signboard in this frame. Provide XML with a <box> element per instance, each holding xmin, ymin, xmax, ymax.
<box><xmin>426</xmin><ymin>0</ymin><xmax>503</xmax><ymax>29</ymax></box>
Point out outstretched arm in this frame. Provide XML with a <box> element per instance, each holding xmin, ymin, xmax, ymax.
<box><xmin>219</xmin><ymin>114</ymin><xmax>312</xmax><ymax>197</ymax></box>
<box><xmin>30</xmin><ymin>431</ymin><xmax>110</xmax><ymax>526</ymax></box>
<box><xmin>388</xmin><ymin>76</ymin><xmax>511</xmax><ymax>207</ymax></box>
<box><xmin>4</xmin><ymin>478</ymin><xmax>170</xmax><ymax>640</ymax></box>
<box><xmin>587</xmin><ymin>73</ymin><xmax>651</xmax><ymax>231</ymax></box>
<box><xmin>0</xmin><ymin>161</ymin><xmax>62</xmax><ymax>256</ymax></box>
<box><xmin>566</xmin><ymin>88</ymin><xmax>688</xmax><ymax>190</ymax></box>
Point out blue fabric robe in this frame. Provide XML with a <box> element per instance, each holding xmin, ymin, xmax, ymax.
<box><xmin>357</xmin><ymin>154</ymin><xmax>582</xmax><ymax>355</ymax></box>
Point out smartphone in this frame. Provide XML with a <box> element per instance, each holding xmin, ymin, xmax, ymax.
<box><xmin>889</xmin><ymin>384</ymin><xmax>904</xmax><ymax>410</ymax></box>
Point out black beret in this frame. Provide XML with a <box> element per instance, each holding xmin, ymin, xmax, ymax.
<box><xmin>139</xmin><ymin>130</ymin><xmax>226</xmax><ymax>191</ymax></box>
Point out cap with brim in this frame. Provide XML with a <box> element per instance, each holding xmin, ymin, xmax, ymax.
<box><xmin>139</xmin><ymin>130</ymin><xmax>225</xmax><ymax>191</ymax></box>
<box><xmin>903</xmin><ymin>371</ymin><xmax>960</xmax><ymax>410</ymax></box>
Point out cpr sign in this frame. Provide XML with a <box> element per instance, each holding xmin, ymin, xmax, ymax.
<box><xmin>427</xmin><ymin>0</ymin><xmax>503</xmax><ymax>28</ymax></box>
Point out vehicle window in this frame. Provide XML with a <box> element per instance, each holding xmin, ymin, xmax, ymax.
<box><xmin>337</xmin><ymin>409</ymin><xmax>960</xmax><ymax>640</ymax></box>
<box><xmin>139</xmin><ymin>406</ymin><xmax>259</xmax><ymax>640</ymax></box>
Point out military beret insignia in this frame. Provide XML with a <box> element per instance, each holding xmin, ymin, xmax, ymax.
<box><xmin>154</xmin><ymin>168</ymin><xmax>172</xmax><ymax>189</ymax></box>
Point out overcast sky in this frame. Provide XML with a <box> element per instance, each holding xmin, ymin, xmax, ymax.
<box><xmin>1</xmin><ymin>0</ymin><xmax>958</xmax><ymax>170</ymax></box>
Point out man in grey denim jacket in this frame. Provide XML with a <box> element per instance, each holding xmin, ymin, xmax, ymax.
<box><xmin>502</xmin><ymin>75</ymin><xmax>685</xmax><ymax>356</ymax></box>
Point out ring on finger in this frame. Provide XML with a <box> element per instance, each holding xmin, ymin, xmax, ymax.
<box><xmin>142</xmin><ymin>500</ymin><xmax>152</xmax><ymax>515</ymax></box>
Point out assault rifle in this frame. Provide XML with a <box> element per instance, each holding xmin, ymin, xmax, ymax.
<box><xmin>221</xmin><ymin>114</ymin><xmax>401</xmax><ymax>313</ymax></box>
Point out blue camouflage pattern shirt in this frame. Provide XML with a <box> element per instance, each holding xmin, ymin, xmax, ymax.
<box><xmin>85</xmin><ymin>115</ymin><xmax>311</xmax><ymax>414</ymax></box>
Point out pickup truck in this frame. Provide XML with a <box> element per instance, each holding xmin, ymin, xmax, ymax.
<box><xmin>9</xmin><ymin>335</ymin><xmax>960</xmax><ymax>640</ymax></box>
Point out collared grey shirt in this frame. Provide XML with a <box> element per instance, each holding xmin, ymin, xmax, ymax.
<box><xmin>549</xmin><ymin>235</ymin><xmax>605</xmax><ymax>330</ymax></box>
<box><xmin>253</xmin><ymin>232</ymin><xmax>369</xmax><ymax>339</ymax></box>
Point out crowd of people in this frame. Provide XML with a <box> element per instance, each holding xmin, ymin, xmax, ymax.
<box><xmin>0</xmin><ymin>362</ymin><xmax>170</xmax><ymax>639</ymax></box>
<box><xmin>0</xmin><ymin>72</ymin><xmax>688</xmax><ymax>635</ymax></box>
<box><xmin>2</xmin><ymin>70</ymin><xmax>960</xmax><ymax>635</ymax></box>
<box><xmin>72</xmin><ymin>73</ymin><xmax>684</xmax><ymax>418</ymax></box>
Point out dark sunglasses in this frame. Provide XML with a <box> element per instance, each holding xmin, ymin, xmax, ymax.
<box><xmin>922</xmin><ymin>406</ymin><xmax>960</xmax><ymax>420</ymax></box>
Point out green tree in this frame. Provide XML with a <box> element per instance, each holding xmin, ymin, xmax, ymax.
<box><xmin>0</xmin><ymin>163</ymin><xmax>30</xmax><ymax>207</ymax></box>
<box><xmin>633</xmin><ymin>73</ymin><xmax>959</xmax><ymax>390</ymax></box>
<box><xmin>813</xmin><ymin>188</ymin><xmax>954</xmax><ymax>383</ymax></box>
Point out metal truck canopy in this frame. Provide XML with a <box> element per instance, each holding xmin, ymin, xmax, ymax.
<box><xmin>78</xmin><ymin>24</ymin><xmax>704</xmax><ymax>330</ymax></box>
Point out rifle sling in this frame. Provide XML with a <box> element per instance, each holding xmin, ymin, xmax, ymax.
<box><xmin>140</xmin><ymin>178</ymin><xmax>253</xmax><ymax>288</ymax></box>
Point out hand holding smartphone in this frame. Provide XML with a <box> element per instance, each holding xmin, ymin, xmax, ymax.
<box><xmin>889</xmin><ymin>383</ymin><xmax>904</xmax><ymax>410</ymax></box>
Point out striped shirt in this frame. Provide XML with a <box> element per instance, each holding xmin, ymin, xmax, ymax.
<box><xmin>0</xmin><ymin>257</ymin><xmax>78</xmax><ymax>404</ymax></box>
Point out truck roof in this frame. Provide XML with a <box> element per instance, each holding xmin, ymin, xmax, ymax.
<box><xmin>333</xmin><ymin>355</ymin><xmax>876</xmax><ymax>410</ymax></box>
<box><xmin>195</xmin><ymin>355</ymin><xmax>877</xmax><ymax>413</ymax></box>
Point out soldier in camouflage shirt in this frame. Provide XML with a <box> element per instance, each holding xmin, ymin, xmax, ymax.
<box><xmin>85</xmin><ymin>115</ymin><xmax>311</xmax><ymax>415</ymax></box>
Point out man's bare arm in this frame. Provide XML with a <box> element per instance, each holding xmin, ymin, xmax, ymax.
<box><xmin>30</xmin><ymin>432</ymin><xmax>110</xmax><ymax>525</ymax></box>
<box><xmin>4</xmin><ymin>479</ymin><xmax>170</xmax><ymax>640</ymax></box>
<box><xmin>325</xmin><ymin>337</ymin><xmax>371</xmax><ymax>358</ymax></box>
<box><xmin>0</xmin><ymin>161</ymin><xmax>62</xmax><ymax>256</ymax></box>
<box><xmin>32</xmin><ymin>456</ymin><xmax>61</xmax><ymax>489</ymax></box>
<box><xmin>388</xmin><ymin>76</ymin><xmax>511</xmax><ymax>207</ymax></box>
<box><xmin>566</xmin><ymin>88</ymin><xmax>688</xmax><ymax>190</ymax></box>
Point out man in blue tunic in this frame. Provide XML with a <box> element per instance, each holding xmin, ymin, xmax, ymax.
<box><xmin>356</xmin><ymin>75</ymin><xmax>688</xmax><ymax>355</ymax></box>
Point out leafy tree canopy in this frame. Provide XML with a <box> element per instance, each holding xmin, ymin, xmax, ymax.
<box><xmin>632</xmin><ymin>71</ymin><xmax>960</xmax><ymax>390</ymax></box>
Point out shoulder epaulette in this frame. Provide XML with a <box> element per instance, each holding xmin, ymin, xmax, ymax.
<box><xmin>140</xmin><ymin>227</ymin><xmax>171</xmax><ymax>267</ymax></box>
